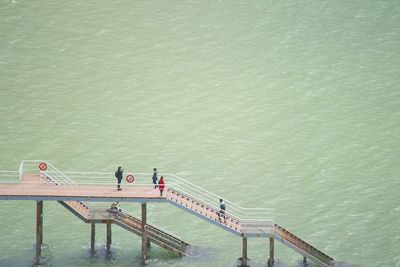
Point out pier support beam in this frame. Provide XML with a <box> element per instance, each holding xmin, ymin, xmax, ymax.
<box><xmin>90</xmin><ymin>223</ymin><xmax>95</xmax><ymax>253</ymax></box>
<box><xmin>268</xmin><ymin>237</ymin><xmax>274</xmax><ymax>267</ymax></box>
<box><xmin>303</xmin><ymin>256</ymin><xmax>307</xmax><ymax>265</ymax></box>
<box><xmin>35</xmin><ymin>201</ymin><xmax>43</xmax><ymax>265</ymax></box>
<box><xmin>141</xmin><ymin>203</ymin><xmax>148</xmax><ymax>263</ymax></box>
<box><xmin>106</xmin><ymin>223</ymin><xmax>112</xmax><ymax>252</ymax></box>
<box><xmin>239</xmin><ymin>237</ymin><xmax>248</xmax><ymax>267</ymax></box>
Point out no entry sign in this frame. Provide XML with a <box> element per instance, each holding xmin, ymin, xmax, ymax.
<box><xmin>38</xmin><ymin>162</ymin><xmax>48</xmax><ymax>171</ymax></box>
<box><xmin>126</xmin><ymin>175</ymin><xmax>135</xmax><ymax>183</ymax></box>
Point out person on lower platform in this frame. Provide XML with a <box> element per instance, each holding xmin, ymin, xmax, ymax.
<box><xmin>115</xmin><ymin>166</ymin><xmax>123</xmax><ymax>191</ymax></box>
<box><xmin>152</xmin><ymin>168</ymin><xmax>158</xmax><ymax>188</ymax></box>
<box><xmin>110</xmin><ymin>202</ymin><xmax>122</xmax><ymax>215</ymax></box>
<box><xmin>218</xmin><ymin>198</ymin><xmax>226</xmax><ymax>223</ymax></box>
<box><xmin>115</xmin><ymin>201</ymin><xmax>122</xmax><ymax>214</ymax></box>
<box><xmin>158</xmin><ymin>176</ymin><xmax>165</xmax><ymax>196</ymax></box>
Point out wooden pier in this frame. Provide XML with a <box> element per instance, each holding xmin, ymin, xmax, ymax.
<box><xmin>0</xmin><ymin>160</ymin><xmax>336</xmax><ymax>266</ymax></box>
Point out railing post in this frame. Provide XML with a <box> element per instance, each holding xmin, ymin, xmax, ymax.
<box><xmin>141</xmin><ymin>203</ymin><xmax>148</xmax><ymax>263</ymax></box>
<box><xmin>91</xmin><ymin>223</ymin><xmax>95</xmax><ymax>253</ymax></box>
<box><xmin>19</xmin><ymin>160</ymin><xmax>24</xmax><ymax>180</ymax></box>
<box><xmin>36</xmin><ymin>201</ymin><xmax>43</xmax><ymax>265</ymax></box>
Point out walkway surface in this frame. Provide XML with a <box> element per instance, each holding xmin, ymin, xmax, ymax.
<box><xmin>0</xmin><ymin>173</ymin><xmax>163</xmax><ymax>200</ymax></box>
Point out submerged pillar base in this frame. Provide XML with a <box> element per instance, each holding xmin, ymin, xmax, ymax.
<box><xmin>91</xmin><ymin>223</ymin><xmax>96</xmax><ymax>253</ymax></box>
<box><xmin>238</xmin><ymin>237</ymin><xmax>249</xmax><ymax>267</ymax></box>
<box><xmin>141</xmin><ymin>203</ymin><xmax>148</xmax><ymax>263</ymax></box>
<box><xmin>35</xmin><ymin>201</ymin><xmax>43</xmax><ymax>266</ymax></box>
<box><xmin>268</xmin><ymin>237</ymin><xmax>274</xmax><ymax>266</ymax></box>
<box><xmin>106</xmin><ymin>223</ymin><xmax>112</xmax><ymax>252</ymax></box>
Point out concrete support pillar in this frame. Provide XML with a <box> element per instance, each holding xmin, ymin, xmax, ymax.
<box><xmin>141</xmin><ymin>203</ymin><xmax>148</xmax><ymax>263</ymax></box>
<box><xmin>241</xmin><ymin>237</ymin><xmax>248</xmax><ymax>267</ymax></box>
<box><xmin>268</xmin><ymin>237</ymin><xmax>274</xmax><ymax>267</ymax></box>
<box><xmin>106</xmin><ymin>223</ymin><xmax>112</xmax><ymax>252</ymax></box>
<box><xmin>90</xmin><ymin>223</ymin><xmax>95</xmax><ymax>253</ymax></box>
<box><xmin>36</xmin><ymin>201</ymin><xmax>43</xmax><ymax>265</ymax></box>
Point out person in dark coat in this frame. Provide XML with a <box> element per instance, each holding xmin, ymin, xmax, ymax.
<box><xmin>218</xmin><ymin>198</ymin><xmax>226</xmax><ymax>223</ymax></box>
<box><xmin>115</xmin><ymin>166</ymin><xmax>123</xmax><ymax>191</ymax></box>
<box><xmin>152</xmin><ymin>168</ymin><xmax>158</xmax><ymax>188</ymax></box>
<box><xmin>158</xmin><ymin>176</ymin><xmax>165</xmax><ymax>196</ymax></box>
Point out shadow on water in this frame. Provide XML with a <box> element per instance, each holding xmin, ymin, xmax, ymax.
<box><xmin>30</xmin><ymin>243</ymin><xmax>52</xmax><ymax>267</ymax></box>
<box><xmin>185</xmin><ymin>245</ymin><xmax>218</xmax><ymax>260</ymax></box>
<box><xmin>332</xmin><ymin>261</ymin><xmax>360</xmax><ymax>267</ymax></box>
<box><xmin>141</xmin><ymin>245</ymin><xmax>217</xmax><ymax>267</ymax></box>
<box><xmin>85</xmin><ymin>245</ymin><xmax>119</xmax><ymax>261</ymax></box>
<box><xmin>28</xmin><ymin>244</ymin><xmax>121</xmax><ymax>267</ymax></box>
<box><xmin>14</xmin><ymin>243</ymin><xmax>358</xmax><ymax>267</ymax></box>
<box><xmin>290</xmin><ymin>260</ymin><xmax>361</xmax><ymax>267</ymax></box>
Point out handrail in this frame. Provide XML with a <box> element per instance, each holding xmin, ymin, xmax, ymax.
<box><xmin>55</xmin><ymin>171</ymin><xmax>268</xmax><ymax>217</ymax></box>
<box><xmin>42</xmin><ymin>161</ymin><xmax>76</xmax><ymax>185</ymax></box>
<box><xmin>165</xmin><ymin>177</ymin><xmax>274</xmax><ymax>222</ymax></box>
<box><xmin>0</xmin><ymin>171</ymin><xmax>20</xmax><ymax>182</ymax></box>
<box><xmin>19</xmin><ymin>160</ymin><xmax>76</xmax><ymax>185</ymax></box>
<box><xmin>19</xmin><ymin>161</ymin><xmax>24</xmax><ymax>179</ymax></box>
<box><xmin>17</xmin><ymin>160</ymin><xmax>274</xmax><ymax>232</ymax></box>
<box><xmin>166</xmin><ymin>173</ymin><xmax>273</xmax><ymax>211</ymax></box>
<box><xmin>167</xmin><ymin>184</ymin><xmax>273</xmax><ymax>225</ymax></box>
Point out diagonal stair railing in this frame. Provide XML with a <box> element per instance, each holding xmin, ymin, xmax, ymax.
<box><xmin>164</xmin><ymin>173</ymin><xmax>275</xmax><ymax>237</ymax></box>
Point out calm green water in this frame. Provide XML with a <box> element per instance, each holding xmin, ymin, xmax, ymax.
<box><xmin>1</xmin><ymin>1</ymin><xmax>400</xmax><ymax>266</ymax></box>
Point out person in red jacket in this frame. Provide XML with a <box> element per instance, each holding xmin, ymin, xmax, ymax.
<box><xmin>158</xmin><ymin>176</ymin><xmax>165</xmax><ymax>196</ymax></box>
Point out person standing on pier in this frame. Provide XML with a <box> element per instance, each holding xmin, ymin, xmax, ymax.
<box><xmin>152</xmin><ymin>168</ymin><xmax>158</xmax><ymax>188</ymax></box>
<box><xmin>115</xmin><ymin>166</ymin><xmax>123</xmax><ymax>191</ymax></box>
<box><xmin>218</xmin><ymin>199</ymin><xmax>226</xmax><ymax>223</ymax></box>
<box><xmin>158</xmin><ymin>176</ymin><xmax>165</xmax><ymax>196</ymax></box>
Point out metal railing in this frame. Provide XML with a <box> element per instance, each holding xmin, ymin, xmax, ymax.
<box><xmin>59</xmin><ymin>171</ymin><xmax>274</xmax><ymax>218</ymax></box>
<box><xmin>19</xmin><ymin>160</ymin><xmax>76</xmax><ymax>185</ymax></box>
<box><xmin>0</xmin><ymin>171</ymin><xmax>20</xmax><ymax>184</ymax></box>
<box><xmin>12</xmin><ymin>160</ymin><xmax>274</xmax><ymax>234</ymax></box>
<box><xmin>167</xmin><ymin>173</ymin><xmax>273</xmax><ymax>223</ymax></box>
<box><xmin>165</xmin><ymin>179</ymin><xmax>274</xmax><ymax>235</ymax></box>
<box><xmin>166</xmin><ymin>174</ymin><xmax>274</xmax><ymax>220</ymax></box>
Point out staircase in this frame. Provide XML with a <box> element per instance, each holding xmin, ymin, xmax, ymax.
<box><xmin>274</xmin><ymin>224</ymin><xmax>334</xmax><ymax>267</ymax></box>
<box><xmin>58</xmin><ymin>201</ymin><xmax>90</xmax><ymax>222</ymax></box>
<box><xmin>113</xmin><ymin>211</ymin><xmax>190</xmax><ymax>255</ymax></box>
<box><xmin>165</xmin><ymin>187</ymin><xmax>334</xmax><ymax>266</ymax></box>
<box><xmin>59</xmin><ymin>200</ymin><xmax>190</xmax><ymax>255</ymax></box>
<box><xmin>166</xmin><ymin>187</ymin><xmax>243</xmax><ymax>235</ymax></box>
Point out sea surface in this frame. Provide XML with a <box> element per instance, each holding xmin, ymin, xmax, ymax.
<box><xmin>1</xmin><ymin>1</ymin><xmax>400</xmax><ymax>266</ymax></box>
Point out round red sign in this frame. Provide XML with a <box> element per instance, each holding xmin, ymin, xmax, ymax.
<box><xmin>126</xmin><ymin>175</ymin><xmax>135</xmax><ymax>183</ymax></box>
<box><xmin>39</xmin><ymin>162</ymin><xmax>48</xmax><ymax>171</ymax></box>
